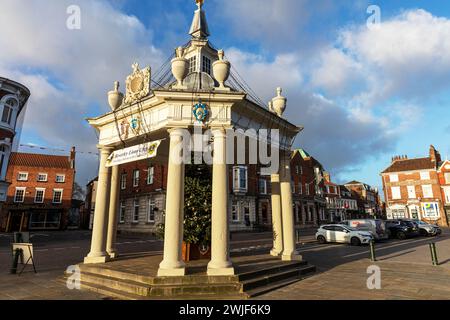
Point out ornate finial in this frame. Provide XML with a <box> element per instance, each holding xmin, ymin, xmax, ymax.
<box><xmin>218</xmin><ymin>49</ymin><xmax>224</xmax><ymax>61</ymax></box>
<box><xmin>277</xmin><ymin>87</ymin><xmax>283</xmax><ymax>96</ymax></box>
<box><xmin>196</xmin><ymin>0</ymin><xmax>204</xmax><ymax>9</ymax></box>
<box><xmin>132</xmin><ymin>62</ymin><xmax>140</xmax><ymax>73</ymax></box>
<box><xmin>114</xmin><ymin>81</ymin><xmax>120</xmax><ymax>92</ymax></box>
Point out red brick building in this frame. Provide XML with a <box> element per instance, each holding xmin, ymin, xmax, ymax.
<box><xmin>381</xmin><ymin>145</ymin><xmax>449</xmax><ymax>226</ymax></box>
<box><xmin>438</xmin><ymin>159</ymin><xmax>450</xmax><ymax>224</ymax></box>
<box><xmin>0</xmin><ymin>149</ymin><xmax>76</xmax><ymax>232</ymax></box>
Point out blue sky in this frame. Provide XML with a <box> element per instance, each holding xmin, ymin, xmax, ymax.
<box><xmin>1</xmin><ymin>0</ymin><xmax>449</xmax><ymax>191</ymax></box>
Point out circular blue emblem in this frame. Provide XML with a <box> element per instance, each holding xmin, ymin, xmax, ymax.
<box><xmin>193</xmin><ymin>103</ymin><xmax>209</xmax><ymax>122</ymax></box>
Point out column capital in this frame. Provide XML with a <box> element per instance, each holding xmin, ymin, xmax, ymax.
<box><xmin>97</xmin><ymin>144</ymin><xmax>114</xmax><ymax>153</ymax></box>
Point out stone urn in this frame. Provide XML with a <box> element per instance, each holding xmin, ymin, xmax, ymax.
<box><xmin>213</xmin><ymin>49</ymin><xmax>230</xmax><ymax>90</ymax></box>
<box><xmin>108</xmin><ymin>81</ymin><xmax>124</xmax><ymax>111</ymax></box>
<box><xmin>171</xmin><ymin>47</ymin><xmax>188</xmax><ymax>88</ymax></box>
<box><xmin>271</xmin><ymin>87</ymin><xmax>287</xmax><ymax>117</ymax></box>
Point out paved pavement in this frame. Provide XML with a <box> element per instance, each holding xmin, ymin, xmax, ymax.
<box><xmin>1</xmin><ymin>228</ymin><xmax>449</xmax><ymax>300</ymax></box>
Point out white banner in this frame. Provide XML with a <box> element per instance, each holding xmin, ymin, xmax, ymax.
<box><xmin>106</xmin><ymin>140</ymin><xmax>162</xmax><ymax>167</ymax></box>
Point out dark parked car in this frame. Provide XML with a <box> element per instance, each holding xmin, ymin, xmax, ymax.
<box><xmin>399</xmin><ymin>219</ymin><xmax>442</xmax><ymax>236</ymax></box>
<box><xmin>385</xmin><ymin>220</ymin><xmax>420</xmax><ymax>240</ymax></box>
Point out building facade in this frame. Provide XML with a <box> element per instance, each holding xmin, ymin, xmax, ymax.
<box><xmin>0</xmin><ymin>149</ymin><xmax>76</xmax><ymax>232</ymax></box>
<box><xmin>345</xmin><ymin>181</ymin><xmax>381</xmax><ymax>218</ymax></box>
<box><xmin>438</xmin><ymin>160</ymin><xmax>450</xmax><ymax>224</ymax></box>
<box><xmin>381</xmin><ymin>145</ymin><xmax>449</xmax><ymax>226</ymax></box>
<box><xmin>0</xmin><ymin>77</ymin><xmax>30</xmax><ymax>202</ymax></box>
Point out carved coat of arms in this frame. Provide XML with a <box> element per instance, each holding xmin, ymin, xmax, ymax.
<box><xmin>125</xmin><ymin>62</ymin><xmax>151</xmax><ymax>104</ymax></box>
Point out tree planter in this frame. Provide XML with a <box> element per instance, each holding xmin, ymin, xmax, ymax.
<box><xmin>182</xmin><ymin>242</ymin><xmax>211</xmax><ymax>262</ymax></box>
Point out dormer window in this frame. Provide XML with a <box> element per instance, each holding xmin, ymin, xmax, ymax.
<box><xmin>188</xmin><ymin>56</ymin><xmax>197</xmax><ymax>73</ymax></box>
<box><xmin>202</xmin><ymin>56</ymin><xmax>211</xmax><ymax>75</ymax></box>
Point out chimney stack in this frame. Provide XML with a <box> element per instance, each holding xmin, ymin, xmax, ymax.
<box><xmin>430</xmin><ymin>145</ymin><xmax>439</xmax><ymax>166</ymax></box>
<box><xmin>70</xmin><ymin>146</ymin><xmax>76</xmax><ymax>169</ymax></box>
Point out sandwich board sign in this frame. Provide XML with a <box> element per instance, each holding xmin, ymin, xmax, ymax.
<box><xmin>11</xmin><ymin>243</ymin><xmax>36</xmax><ymax>275</ymax></box>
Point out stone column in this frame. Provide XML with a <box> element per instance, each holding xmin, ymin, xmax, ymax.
<box><xmin>280</xmin><ymin>155</ymin><xmax>302</xmax><ymax>261</ymax></box>
<box><xmin>270</xmin><ymin>173</ymin><xmax>284</xmax><ymax>256</ymax></box>
<box><xmin>207</xmin><ymin>128</ymin><xmax>234</xmax><ymax>276</ymax></box>
<box><xmin>106</xmin><ymin>165</ymin><xmax>120</xmax><ymax>259</ymax></box>
<box><xmin>84</xmin><ymin>145</ymin><xmax>112</xmax><ymax>264</ymax></box>
<box><xmin>158</xmin><ymin>128</ymin><xmax>186</xmax><ymax>277</ymax></box>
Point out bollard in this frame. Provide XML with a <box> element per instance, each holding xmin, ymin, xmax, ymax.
<box><xmin>429</xmin><ymin>243</ymin><xmax>438</xmax><ymax>266</ymax></box>
<box><xmin>369</xmin><ymin>240</ymin><xmax>377</xmax><ymax>262</ymax></box>
<box><xmin>10</xmin><ymin>248</ymin><xmax>22</xmax><ymax>274</ymax></box>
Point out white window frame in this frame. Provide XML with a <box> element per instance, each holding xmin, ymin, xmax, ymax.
<box><xmin>55</xmin><ymin>174</ymin><xmax>66</xmax><ymax>183</ymax></box>
<box><xmin>390</xmin><ymin>174</ymin><xmax>399</xmax><ymax>182</ymax></box>
<box><xmin>17</xmin><ymin>172</ymin><xmax>28</xmax><ymax>181</ymax></box>
<box><xmin>421</xmin><ymin>202</ymin><xmax>440</xmax><ymax>219</ymax></box>
<box><xmin>147</xmin><ymin>166</ymin><xmax>154</xmax><ymax>185</ymax></box>
<box><xmin>133</xmin><ymin>170</ymin><xmax>140</xmax><ymax>187</ymax></box>
<box><xmin>133</xmin><ymin>198</ymin><xmax>140</xmax><ymax>223</ymax></box>
<box><xmin>407</xmin><ymin>185</ymin><xmax>416</xmax><ymax>199</ymax></box>
<box><xmin>121</xmin><ymin>174</ymin><xmax>127</xmax><ymax>190</ymax></box>
<box><xmin>34</xmin><ymin>188</ymin><xmax>46</xmax><ymax>203</ymax></box>
<box><xmin>233</xmin><ymin>166</ymin><xmax>248</xmax><ymax>192</ymax></box>
<box><xmin>443</xmin><ymin>187</ymin><xmax>450</xmax><ymax>204</ymax></box>
<box><xmin>231</xmin><ymin>202</ymin><xmax>239</xmax><ymax>222</ymax></box>
<box><xmin>445</xmin><ymin>172</ymin><xmax>450</xmax><ymax>184</ymax></box>
<box><xmin>299</xmin><ymin>183</ymin><xmax>302</xmax><ymax>195</ymax></box>
<box><xmin>422</xmin><ymin>185</ymin><xmax>433</xmax><ymax>198</ymax></box>
<box><xmin>37</xmin><ymin>173</ymin><xmax>48</xmax><ymax>182</ymax></box>
<box><xmin>14</xmin><ymin>187</ymin><xmax>26</xmax><ymax>203</ymax></box>
<box><xmin>52</xmin><ymin>189</ymin><xmax>63</xmax><ymax>204</ymax></box>
<box><xmin>147</xmin><ymin>197</ymin><xmax>156</xmax><ymax>223</ymax></box>
<box><xmin>391</xmin><ymin>186</ymin><xmax>401</xmax><ymax>200</ymax></box>
<box><xmin>420</xmin><ymin>171</ymin><xmax>430</xmax><ymax>180</ymax></box>
<box><xmin>306</xmin><ymin>185</ymin><xmax>310</xmax><ymax>196</ymax></box>
<box><xmin>119</xmin><ymin>201</ymin><xmax>126</xmax><ymax>223</ymax></box>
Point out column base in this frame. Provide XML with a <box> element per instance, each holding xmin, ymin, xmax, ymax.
<box><xmin>207</xmin><ymin>266</ymin><xmax>235</xmax><ymax>276</ymax></box>
<box><xmin>281</xmin><ymin>253</ymin><xmax>303</xmax><ymax>261</ymax></box>
<box><xmin>107</xmin><ymin>251</ymin><xmax>119</xmax><ymax>259</ymax></box>
<box><xmin>157</xmin><ymin>267</ymin><xmax>186</xmax><ymax>277</ymax></box>
<box><xmin>84</xmin><ymin>255</ymin><xmax>110</xmax><ymax>264</ymax></box>
<box><xmin>270</xmin><ymin>249</ymin><xmax>282</xmax><ymax>257</ymax></box>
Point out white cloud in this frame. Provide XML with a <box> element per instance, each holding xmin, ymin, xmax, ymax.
<box><xmin>0</xmin><ymin>0</ymin><xmax>165</xmax><ymax>184</ymax></box>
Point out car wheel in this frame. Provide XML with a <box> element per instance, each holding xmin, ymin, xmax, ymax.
<box><xmin>397</xmin><ymin>232</ymin><xmax>406</xmax><ymax>240</ymax></box>
<box><xmin>350</xmin><ymin>237</ymin><xmax>361</xmax><ymax>246</ymax></box>
<box><xmin>419</xmin><ymin>229</ymin><xmax>428</xmax><ymax>237</ymax></box>
<box><xmin>317</xmin><ymin>235</ymin><xmax>327</xmax><ymax>244</ymax></box>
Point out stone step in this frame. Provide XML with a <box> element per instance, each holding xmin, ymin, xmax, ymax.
<box><xmin>245</xmin><ymin>277</ymin><xmax>304</xmax><ymax>298</ymax></box>
<box><xmin>241</xmin><ymin>265</ymin><xmax>316</xmax><ymax>292</ymax></box>
<box><xmin>79</xmin><ymin>271</ymin><xmax>151</xmax><ymax>296</ymax></box>
<box><xmin>78</xmin><ymin>265</ymin><xmax>153</xmax><ymax>285</ymax></box>
<box><xmin>79</xmin><ymin>281</ymin><xmax>147</xmax><ymax>300</ymax></box>
<box><xmin>238</xmin><ymin>261</ymin><xmax>307</xmax><ymax>282</ymax></box>
<box><xmin>149</xmin><ymin>283</ymin><xmax>244</xmax><ymax>297</ymax></box>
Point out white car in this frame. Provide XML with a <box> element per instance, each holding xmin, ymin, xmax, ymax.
<box><xmin>316</xmin><ymin>224</ymin><xmax>374</xmax><ymax>246</ymax></box>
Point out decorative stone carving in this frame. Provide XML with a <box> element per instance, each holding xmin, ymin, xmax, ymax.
<box><xmin>107</xmin><ymin>81</ymin><xmax>124</xmax><ymax>111</ymax></box>
<box><xmin>271</xmin><ymin>87</ymin><xmax>287</xmax><ymax>117</ymax></box>
<box><xmin>125</xmin><ymin>62</ymin><xmax>151</xmax><ymax>104</ymax></box>
<box><xmin>171</xmin><ymin>47</ymin><xmax>189</xmax><ymax>89</ymax></box>
<box><xmin>213</xmin><ymin>50</ymin><xmax>230</xmax><ymax>91</ymax></box>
